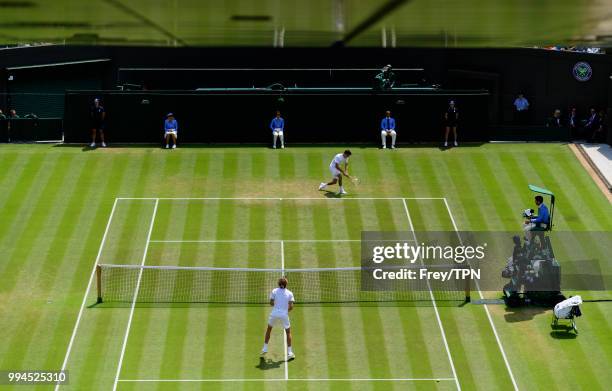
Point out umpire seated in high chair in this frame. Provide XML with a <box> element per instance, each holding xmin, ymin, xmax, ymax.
<box><xmin>523</xmin><ymin>195</ymin><xmax>550</xmax><ymax>245</ymax></box>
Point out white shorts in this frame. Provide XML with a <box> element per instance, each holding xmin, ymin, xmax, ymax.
<box><xmin>273</xmin><ymin>128</ymin><xmax>284</xmax><ymax>135</ymax></box>
<box><xmin>268</xmin><ymin>311</ymin><xmax>291</xmax><ymax>329</ymax></box>
<box><xmin>165</xmin><ymin>130</ymin><xmax>177</xmax><ymax>137</ymax></box>
<box><xmin>329</xmin><ymin>167</ymin><xmax>341</xmax><ymax>178</ymax></box>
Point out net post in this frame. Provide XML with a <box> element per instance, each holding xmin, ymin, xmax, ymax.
<box><xmin>96</xmin><ymin>264</ymin><xmax>103</xmax><ymax>304</ymax></box>
<box><xmin>464</xmin><ymin>267</ymin><xmax>471</xmax><ymax>303</ymax></box>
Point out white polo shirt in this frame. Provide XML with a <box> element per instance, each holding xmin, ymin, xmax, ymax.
<box><xmin>270</xmin><ymin>287</ymin><xmax>295</xmax><ymax>315</ymax></box>
<box><xmin>329</xmin><ymin>153</ymin><xmax>347</xmax><ymax>170</ymax></box>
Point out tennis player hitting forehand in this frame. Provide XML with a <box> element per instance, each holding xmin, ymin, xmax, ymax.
<box><xmin>261</xmin><ymin>277</ymin><xmax>295</xmax><ymax>359</ymax></box>
<box><xmin>319</xmin><ymin>149</ymin><xmax>352</xmax><ymax>195</ymax></box>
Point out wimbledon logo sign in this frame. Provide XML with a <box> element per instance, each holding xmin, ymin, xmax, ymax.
<box><xmin>573</xmin><ymin>62</ymin><xmax>592</xmax><ymax>82</ymax></box>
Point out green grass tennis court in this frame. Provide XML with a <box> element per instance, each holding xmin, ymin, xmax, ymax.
<box><xmin>0</xmin><ymin>143</ymin><xmax>611</xmax><ymax>390</ymax></box>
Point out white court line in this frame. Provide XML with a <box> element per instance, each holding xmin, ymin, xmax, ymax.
<box><xmin>149</xmin><ymin>239</ymin><xmax>417</xmax><ymax>243</ymax></box>
<box><xmin>102</xmin><ymin>196</ymin><xmax>464</xmax><ymax>387</ymax></box>
<box><xmin>401</xmin><ymin>199</ymin><xmax>461</xmax><ymax>391</ymax></box>
<box><xmin>117</xmin><ymin>197</ymin><xmax>445</xmax><ymax>200</ymax></box>
<box><xmin>442</xmin><ymin>198</ymin><xmax>518</xmax><ymax>391</ymax></box>
<box><xmin>54</xmin><ymin>198</ymin><xmax>119</xmax><ymax>391</ymax></box>
<box><xmin>118</xmin><ymin>378</ymin><xmax>455</xmax><ymax>382</ymax></box>
<box><xmin>113</xmin><ymin>198</ymin><xmax>159</xmax><ymax>391</ymax></box>
<box><xmin>280</xmin><ymin>240</ymin><xmax>288</xmax><ymax>380</ymax></box>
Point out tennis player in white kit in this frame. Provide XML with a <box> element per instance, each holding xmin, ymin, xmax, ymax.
<box><xmin>318</xmin><ymin>149</ymin><xmax>352</xmax><ymax>195</ymax></box>
<box><xmin>261</xmin><ymin>277</ymin><xmax>295</xmax><ymax>359</ymax></box>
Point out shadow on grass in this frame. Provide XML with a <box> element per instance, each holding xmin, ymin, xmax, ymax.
<box><xmin>256</xmin><ymin>356</ymin><xmax>284</xmax><ymax>370</ymax></box>
<box><xmin>323</xmin><ymin>190</ymin><xmax>341</xmax><ymax>198</ymax></box>
<box><xmin>503</xmin><ymin>306</ymin><xmax>547</xmax><ymax>323</ymax></box>
<box><xmin>550</xmin><ymin>329</ymin><xmax>578</xmax><ymax>339</ymax></box>
<box><xmin>550</xmin><ymin>322</ymin><xmax>579</xmax><ymax>339</ymax></box>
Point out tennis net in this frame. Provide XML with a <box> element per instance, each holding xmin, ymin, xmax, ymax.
<box><xmin>96</xmin><ymin>264</ymin><xmax>470</xmax><ymax>304</ymax></box>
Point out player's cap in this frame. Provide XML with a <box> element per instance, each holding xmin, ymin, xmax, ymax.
<box><xmin>167</xmin><ymin>112</ymin><xmax>174</xmax><ymax>117</ymax></box>
<box><xmin>449</xmin><ymin>100</ymin><xmax>455</xmax><ymax>104</ymax></box>
<box><xmin>94</xmin><ymin>98</ymin><xmax>100</xmax><ymax>102</ymax></box>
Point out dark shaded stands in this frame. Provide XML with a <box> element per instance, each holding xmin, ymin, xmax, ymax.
<box><xmin>1</xmin><ymin>46</ymin><xmax>611</xmax><ymax>144</ymax></box>
<box><xmin>64</xmin><ymin>88</ymin><xmax>489</xmax><ymax>143</ymax></box>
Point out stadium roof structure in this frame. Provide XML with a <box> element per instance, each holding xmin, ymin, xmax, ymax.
<box><xmin>0</xmin><ymin>0</ymin><xmax>610</xmax><ymax>48</ymax></box>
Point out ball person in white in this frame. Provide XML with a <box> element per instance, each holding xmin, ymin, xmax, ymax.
<box><xmin>319</xmin><ymin>149</ymin><xmax>352</xmax><ymax>195</ymax></box>
<box><xmin>261</xmin><ymin>277</ymin><xmax>295</xmax><ymax>359</ymax></box>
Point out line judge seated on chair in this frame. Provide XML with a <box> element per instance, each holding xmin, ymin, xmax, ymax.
<box><xmin>270</xmin><ymin>110</ymin><xmax>285</xmax><ymax>149</ymax></box>
<box><xmin>523</xmin><ymin>195</ymin><xmax>550</xmax><ymax>244</ymax></box>
<box><xmin>380</xmin><ymin>110</ymin><xmax>397</xmax><ymax>149</ymax></box>
<box><xmin>164</xmin><ymin>112</ymin><xmax>178</xmax><ymax>149</ymax></box>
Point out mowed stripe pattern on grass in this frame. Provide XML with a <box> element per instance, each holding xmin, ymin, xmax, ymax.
<box><xmin>0</xmin><ymin>143</ymin><xmax>609</xmax><ymax>391</ymax></box>
<box><xmin>117</xmin><ymin>199</ymin><xmax>457</xmax><ymax>389</ymax></box>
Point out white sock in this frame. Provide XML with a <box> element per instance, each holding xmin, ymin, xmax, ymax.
<box><xmin>287</xmin><ymin>346</ymin><xmax>293</xmax><ymax>354</ymax></box>
<box><xmin>280</xmin><ymin>134</ymin><xmax>284</xmax><ymax>146</ymax></box>
<box><xmin>273</xmin><ymin>134</ymin><xmax>278</xmax><ymax>146</ymax></box>
<box><xmin>263</xmin><ymin>343</ymin><xmax>268</xmax><ymax>350</ymax></box>
<box><xmin>339</xmin><ymin>186</ymin><xmax>344</xmax><ymax>192</ymax></box>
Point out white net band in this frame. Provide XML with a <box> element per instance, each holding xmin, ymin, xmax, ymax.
<box><xmin>97</xmin><ymin>263</ymin><xmax>469</xmax><ymax>304</ymax></box>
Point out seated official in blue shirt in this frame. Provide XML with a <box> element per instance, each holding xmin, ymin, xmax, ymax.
<box><xmin>164</xmin><ymin>113</ymin><xmax>178</xmax><ymax>149</ymax></box>
<box><xmin>523</xmin><ymin>195</ymin><xmax>550</xmax><ymax>243</ymax></box>
<box><xmin>270</xmin><ymin>110</ymin><xmax>285</xmax><ymax>149</ymax></box>
<box><xmin>513</xmin><ymin>94</ymin><xmax>529</xmax><ymax>112</ymax></box>
<box><xmin>380</xmin><ymin>110</ymin><xmax>396</xmax><ymax>149</ymax></box>
<box><xmin>513</xmin><ymin>93</ymin><xmax>529</xmax><ymax>125</ymax></box>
